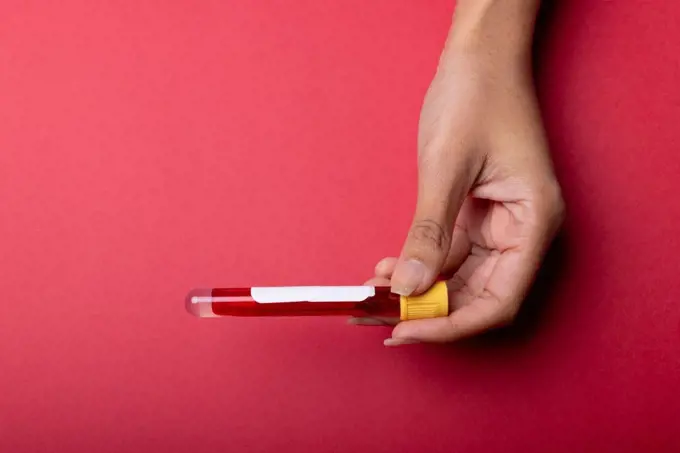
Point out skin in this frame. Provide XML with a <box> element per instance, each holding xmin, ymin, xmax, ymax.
<box><xmin>352</xmin><ymin>0</ymin><xmax>565</xmax><ymax>345</ymax></box>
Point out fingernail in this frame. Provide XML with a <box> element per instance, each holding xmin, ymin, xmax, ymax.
<box><xmin>384</xmin><ymin>338</ymin><xmax>420</xmax><ymax>347</ymax></box>
<box><xmin>391</xmin><ymin>259</ymin><xmax>426</xmax><ymax>296</ymax></box>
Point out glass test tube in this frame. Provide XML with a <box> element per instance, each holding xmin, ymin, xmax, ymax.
<box><xmin>186</xmin><ymin>282</ymin><xmax>450</xmax><ymax>321</ymax></box>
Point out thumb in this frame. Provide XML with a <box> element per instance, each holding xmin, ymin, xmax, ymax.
<box><xmin>391</xmin><ymin>153</ymin><xmax>474</xmax><ymax>296</ymax></box>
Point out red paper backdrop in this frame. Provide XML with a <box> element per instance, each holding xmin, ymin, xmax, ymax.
<box><xmin>1</xmin><ymin>1</ymin><xmax>679</xmax><ymax>452</ymax></box>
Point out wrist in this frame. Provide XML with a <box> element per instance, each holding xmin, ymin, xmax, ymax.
<box><xmin>443</xmin><ymin>0</ymin><xmax>540</xmax><ymax>71</ymax></box>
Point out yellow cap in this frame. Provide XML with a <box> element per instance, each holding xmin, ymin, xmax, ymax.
<box><xmin>399</xmin><ymin>281</ymin><xmax>449</xmax><ymax>321</ymax></box>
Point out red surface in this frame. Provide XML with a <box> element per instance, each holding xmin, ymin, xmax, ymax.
<box><xmin>1</xmin><ymin>1</ymin><xmax>680</xmax><ymax>452</ymax></box>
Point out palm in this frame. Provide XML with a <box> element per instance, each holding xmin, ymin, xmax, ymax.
<box><xmin>445</xmin><ymin>196</ymin><xmax>529</xmax><ymax>314</ymax></box>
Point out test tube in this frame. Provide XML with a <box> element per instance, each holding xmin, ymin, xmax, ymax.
<box><xmin>186</xmin><ymin>281</ymin><xmax>449</xmax><ymax>321</ymax></box>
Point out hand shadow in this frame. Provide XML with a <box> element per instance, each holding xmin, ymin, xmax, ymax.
<box><xmin>534</xmin><ymin>0</ymin><xmax>564</xmax><ymax>54</ymax></box>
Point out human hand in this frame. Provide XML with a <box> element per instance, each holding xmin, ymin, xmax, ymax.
<box><xmin>356</xmin><ymin>28</ymin><xmax>564</xmax><ymax>346</ymax></box>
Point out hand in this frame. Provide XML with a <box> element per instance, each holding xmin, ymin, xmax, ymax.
<box><xmin>357</xmin><ymin>47</ymin><xmax>564</xmax><ymax>346</ymax></box>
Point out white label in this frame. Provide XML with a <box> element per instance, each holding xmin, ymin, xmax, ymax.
<box><xmin>251</xmin><ymin>286</ymin><xmax>375</xmax><ymax>303</ymax></box>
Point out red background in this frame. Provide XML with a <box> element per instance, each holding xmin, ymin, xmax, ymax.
<box><xmin>1</xmin><ymin>1</ymin><xmax>680</xmax><ymax>452</ymax></box>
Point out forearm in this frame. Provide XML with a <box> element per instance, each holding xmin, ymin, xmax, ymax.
<box><xmin>444</xmin><ymin>0</ymin><xmax>542</xmax><ymax>70</ymax></box>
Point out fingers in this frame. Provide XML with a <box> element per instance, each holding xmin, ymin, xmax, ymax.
<box><xmin>387</xmin><ymin>196</ymin><xmax>563</xmax><ymax>345</ymax></box>
<box><xmin>374</xmin><ymin>257</ymin><xmax>397</xmax><ymax>279</ymax></box>
<box><xmin>363</xmin><ymin>276</ymin><xmax>391</xmax><ymax>287</ymax></box>
<box><xmin>388</xmin><ymin>247</ymin><xmax>540</xmax><ymax>344</ymax></box>
<box><xmin>386</xmin><ymin>299</ymin><xmax>504</xmax><ymax>344</ymax></box>
<box><xmin>385</xmin><ymin>270</ymin><xmax>517</xmax><ymax>345</ymax></box>
<box><xmin>391</xmin><ymin>145</ymin><xmax>479</xmax><ymax>297</ymax></box>
<box><xmin>384</xmin><ymin>338</ymin><xmax>421</xmax><ymax>346</ymax></box>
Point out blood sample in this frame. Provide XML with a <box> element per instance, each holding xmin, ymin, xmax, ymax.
<box><xmin>186</xmin><ymin>281</ymin><xmax>449</xmax><ymax>321</ymax></box>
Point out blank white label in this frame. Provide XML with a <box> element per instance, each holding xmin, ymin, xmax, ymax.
<box><xmin>251</xmin><ymin>286</ymin><xmax>375</xmax><ymax>303</ymax></box>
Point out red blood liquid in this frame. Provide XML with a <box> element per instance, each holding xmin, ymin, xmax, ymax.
<box><xmin>185</xmin><ymin>287</ymin><xmax>400</xmax><ymax>318</ymax></box>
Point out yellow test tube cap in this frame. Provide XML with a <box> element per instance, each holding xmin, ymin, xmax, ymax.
<box><xmin>399</xmin><ymin>280</ymin><xmax>449</xmax><ymax>321</ymax></box>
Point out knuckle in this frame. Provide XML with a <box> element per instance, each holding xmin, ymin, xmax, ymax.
<box><xmin>409</xmin><ymin>219</ymin><xmax>449</xmax><ymax>252</ymax></box>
